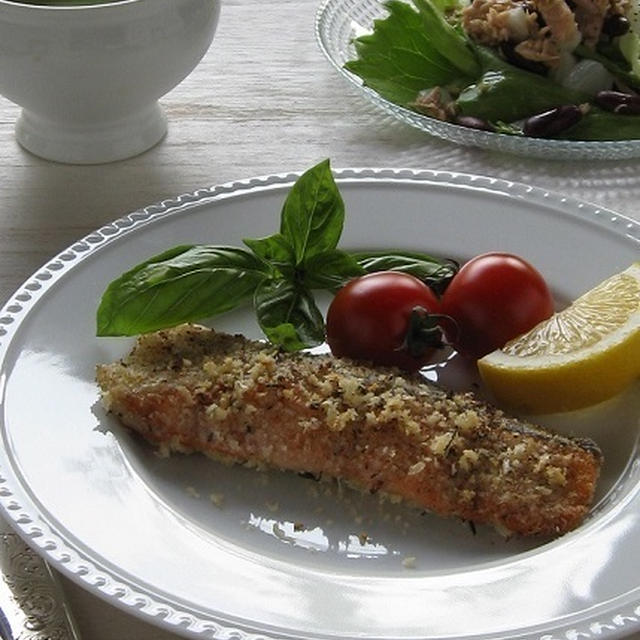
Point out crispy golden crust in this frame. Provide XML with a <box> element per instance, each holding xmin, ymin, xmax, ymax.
<box><xmin>96</xmin><ymin>324</ymin><xmax>602</xmax><ymax>537</ymax></box>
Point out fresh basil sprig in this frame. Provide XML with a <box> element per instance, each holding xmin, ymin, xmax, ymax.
<box><xmin>96</xmin><ymin>159</ymin><xmax>455</xmax><ymax>350</ymax></box>
<box><xmin>254</xmin><ymin>279</ymin><xmax>326</xmax><ymax>352</ymax></box>
<box><xmin>96</xmin><ymin>246</ymin><xmax>270</xmax><ymax>337</ymax></box>
<box><xmin>352</xmin><ymin>251</ymin><xmax>458</xmax><ymax>295</ymax></box>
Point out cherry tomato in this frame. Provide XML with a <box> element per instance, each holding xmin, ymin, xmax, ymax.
<box><xmin>326</xmin><ymin>272</ymin><xmax>443</xmax><ymax>371</ymax></box>
<box><xmin>440</xmin><ymin>252</ymin><xmax>554</xmax><ymax>359</ymax></box>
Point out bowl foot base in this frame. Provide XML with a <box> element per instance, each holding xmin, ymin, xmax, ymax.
<box><xmin>15</xmin><ymin>102</ymin><xmax>168</xmax><ymax>165</ymax></box>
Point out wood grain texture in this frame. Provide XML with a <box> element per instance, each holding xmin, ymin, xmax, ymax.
<box><xmin>1</xmin><ymin>0</ymin><xmax>638</xmax><ymax>307</ymax></box>
<box><xmin>0</xmin><ymin>1</ymin><xmax>639</xmax><ymax>638</ymax></box>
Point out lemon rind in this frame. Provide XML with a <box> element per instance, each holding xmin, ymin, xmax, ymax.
<box><xmin>477</xmin><ymin>263</ymin><xmax>640</xmax><ymax>414</ymax></box>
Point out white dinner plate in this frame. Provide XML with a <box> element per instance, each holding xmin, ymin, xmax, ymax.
<box><xmin>0</xmin><ymin>168</ymin><xmax>639</xmax><ymax>640</ymax></box>
<box><xmin>315</xmin><ymin>0</ymin><xmax>640</xmax><ymax>160</ymax></box>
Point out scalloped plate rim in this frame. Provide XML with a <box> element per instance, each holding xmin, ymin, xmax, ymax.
<box><xmin>0</xmin><ymin>168</ymin><xmax>638</xmax><ymax>640</ymax></box>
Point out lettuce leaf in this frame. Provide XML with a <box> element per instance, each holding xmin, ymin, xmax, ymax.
<box><xmin>344</xmin><ymin>0</ymin><xmax>480</xmax><ymax>106</ymax></box>
<box><xmin>560</xmin><ymin>107</ymin><xmax>640</xmax><ymax>140</ymax></box>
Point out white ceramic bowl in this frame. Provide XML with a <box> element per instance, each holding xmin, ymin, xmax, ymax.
<box><xmin>0</xmin><ymin>0</ymin><xmax>220</xmax><ymax>164</ymax></box>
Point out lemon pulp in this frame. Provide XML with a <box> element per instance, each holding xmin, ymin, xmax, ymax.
<box><xmin>478</xmin><ymin>262</ymin><xmax>640</xmax><ymax>414</ymax></box>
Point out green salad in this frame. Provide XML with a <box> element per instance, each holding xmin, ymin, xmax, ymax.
<box><xmin>345</xmin><ymin>0</ymin><xmax>640</xmax><ymax>140</ymax></box>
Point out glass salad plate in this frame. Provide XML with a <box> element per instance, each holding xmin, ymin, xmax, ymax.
<box><xmin>315</xmin><ymin>0</ymin><xmax>640</xmax><ymax>161</ymax></box>
<box><xmin>0</xmin><ymin>168</ymin><xmax>639</xmax><ymax>640</ymax></box>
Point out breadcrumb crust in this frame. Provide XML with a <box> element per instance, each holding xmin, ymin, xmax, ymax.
<box><xmin>96</xmin><ymin>324</ymin><xmax>602</xmax><ymax>537</ymax></box>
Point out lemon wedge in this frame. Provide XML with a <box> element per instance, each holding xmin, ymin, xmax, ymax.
<box><xmin>478</xmin><ymin>262</ymin><xmax>640</xmax><ymax>414</ymax></box>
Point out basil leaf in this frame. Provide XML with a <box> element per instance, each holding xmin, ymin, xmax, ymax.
<box><xmin>254</xmin><ymin>279</ymin><xmax>325</xmax><ymax>351</ymax></box>
<box><xmin>243</xmin><ymin>233</ymin><xmax>294</xmax><ymax>263</ymax></box>
<box><xmin>243</xmin><ymin>233</ymin><xmax>295</xmax><ymax>277</ymax></box>
<box><xmin>280</xmin><ymin>159</ymin><xmax>345</xmax><ymax>265</ymax></box>
<box><xmin>353</xmin><ymin>250</ymin><xmax>458</xmax><ymax>294</ymax></box>
<box><xmin>97</xmin><ymin>245</ymin><xmax>270</xmax><ymax>336</ymax></box>
<box><xmin>354</xmin><ymin>249</ymin><xmax>444</xmax><ymax>273</ymax></box>
<box><xmin>302</xmin><ymin>249</ymin><xmax>365</xmax><ymax>291</ymax></box>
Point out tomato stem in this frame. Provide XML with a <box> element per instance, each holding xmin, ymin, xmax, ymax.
<box><xmin>402</xmin><ymin>306</ymin><xmax>446</xmax><ymax>357</ymax></box>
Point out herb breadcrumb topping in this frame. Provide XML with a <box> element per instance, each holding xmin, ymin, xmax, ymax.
<box><xmin>97</xmin><ymin>324</ymin><xmax>601</xmax><ymax>537</ymax></box>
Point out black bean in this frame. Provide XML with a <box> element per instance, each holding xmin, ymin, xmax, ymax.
<box><xmin>455</xmin><ymin>115</ymin><xmax>494</xmax><ymax>131</ymax></box>
<box><xmin>594</xmin><ymin>90</ymin><xmax>640</xmax><ymax>115</ymax></box>
<box><xmin>523</xmin><ymin>105</ymin><xmax>583</xmax><ymax>138</ymax></box>
<box><xmin>499</xmin><ymin>41</ymin><xmax>548</xmax><ymax>75</ymax></box>
<box><xmin>602</xmin><ymin>14</ymin><xmax>630</xmax><ymax>37</ymax></box>
<box><xmin>523</xmin><ymin>2</ymin><xmax>546</xmax><ymax>28</ymax></box>
<box><xmin>616</xmin><ymin>103</ymin><xmax>640</xmax><ymax>114</ymax></box>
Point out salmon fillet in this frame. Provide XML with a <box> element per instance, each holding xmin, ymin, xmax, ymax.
<box><xmin>96</xmin><ymin>323</ymin><xmax>602</xmax><ymax>537</ymax></box>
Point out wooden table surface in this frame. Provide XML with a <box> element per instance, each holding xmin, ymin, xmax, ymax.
<box><xmin>0</xmin><ymin>0</ymin><xmax>639</xmax><ymax>638</ymax></box>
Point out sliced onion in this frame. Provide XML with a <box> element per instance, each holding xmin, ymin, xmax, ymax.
<box><xmin>557</xmin><ymin>59</ymin><xmax>615</xmax><ymax>95</ymax></box>
<box><xmin>505</xmin><ymin>7</ymin><xmax>531</xmax><ymax>42</ymax></box>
